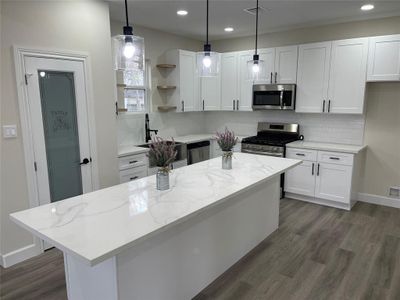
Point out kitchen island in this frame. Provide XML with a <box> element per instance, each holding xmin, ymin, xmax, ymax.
<box><xmin>11</xmin><ymin>153</ymin><xmax>300</xmax><ymax>300</ymax></box>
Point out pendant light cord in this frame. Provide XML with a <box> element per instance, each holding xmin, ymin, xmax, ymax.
<box><xmin>206</xmin><ymin>0</ymin><xmax>209</xmax><ymax>44</ymax></box>
<box><xmin>125</xmin><ymin>0</ymin><xmax>130</xmax><ymax>27</ymax></box>
<box><xmin>255</xmin><ymin>0</ymin><xmax>259</xmax><ymax>55</ymax></box>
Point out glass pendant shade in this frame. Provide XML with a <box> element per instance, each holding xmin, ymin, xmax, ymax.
<box><xmin>113</xmin><ymin>34</ymin><xmax>145</xmax><ymax>71</ymax></box>
<box><xmin>246</xmin><ymin>55</ymin><xmax>267</xmax><ymax>81</ymax></box>
<box><xmin>196</xmin><ymin>50</ymin><xmax>220</xmax><ymax>77</ymax></box>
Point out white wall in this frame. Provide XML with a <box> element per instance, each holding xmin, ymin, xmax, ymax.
<box><xmin>1</xmin><ymin>0</ymin><xmax>118</xmax><ymax>263</ymax></box>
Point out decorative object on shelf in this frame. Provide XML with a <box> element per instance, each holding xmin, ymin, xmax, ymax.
<box><xmin>156</xmin><ymin>64</ymin><xmax>176</xmax><ymax>69</ymax></box>
<box><xmin>216</xmin><ymin>128</ymin><xmax>238</xmax><ymax>170</ymax></box>
<box><xmin>196</xmin><ymin>0</ymin><xmax>220</xmax><ymax>77</ymax></box>
<box><xmin>112</xmin><ymin>0</ymin><xmax>145</xmax><ymax>71</ymax></box>
<box><xmin>247</xmin><ymin>0</ymin><xmax>267</xmax><ymax>80</ymax></box>
<box><xmin>147</xmin><ymin>137</ymin><xmax>177</xmax><ymax>190</ymax></box>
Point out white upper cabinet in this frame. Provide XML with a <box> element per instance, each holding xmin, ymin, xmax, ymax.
<box><xmin>367</xmin><ymin>35</ymin><xmax>400</xmax><ymax>82</ymax></box>
<box><xmin>165</xmin><ymin>50</ymin><xmax>198</xmax><ymax>112</ymax></box>
<box><xmin>296</xmin><ymin>42</ymin><xmax>332</xmax><ymax>113</ymax></box>
<box><xmin>200</xmin><ymin>75</ymin><xmax>221</xmax><ymax>111</ymax></box>
<box><xmin>328</xmin><ymin>38</ymin><xmax>368</xmax><ymax>114</ymax></box>
<box><xmin>257</xmin><ymin>48</ymin><xmax>275</xmax><ymax>84</ymax></box>
<box><xmin>221</xmin><ymin>52</ymin><xmax>238</xmax><ymax>111</ymax></box>
<box><xmin>274</xmin><ymin>46</ymin><xmax>298</xmax><ymax>84</ymax></box>
<box><xmin>237</xmin><ymin>51</ymin><xmax>254</xmax><ymax>111</ymax></box>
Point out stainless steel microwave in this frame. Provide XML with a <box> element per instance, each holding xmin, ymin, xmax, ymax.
<box><xmin>252</xmin><ymin>84</ymin><xmax>296</xmax><ymax>110</ymax></box>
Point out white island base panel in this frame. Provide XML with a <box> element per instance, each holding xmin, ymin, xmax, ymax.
<box><xmin>64</xmin><ymin>176</ymin><xmax>280</xmax><ymax>300</ymax></box>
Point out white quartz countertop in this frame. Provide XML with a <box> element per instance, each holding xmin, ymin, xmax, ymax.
<box><xmin>118</xmin><ymin>145</ymin><xmax>149</xmax><ymax>157</ymax></box>
<box><xmin>118</xmin><ymin>134</ymin><xmax>247</xmax><ymax>157</ymax></box>
<box><xmin>11</xmin><ymin>153</ymin><xmax>300</xmax><ymax>266</ymax></box>
<box><xmin>286</xmin><ymin>141</ymin><xmax>367</xmax><ymax>154</ymax></box>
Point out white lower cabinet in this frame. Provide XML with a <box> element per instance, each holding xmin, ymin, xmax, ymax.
<box><xmin>314</xmin><ymin>163</ymin><xmax>352</xmax><ymax>203</ymax></box>
<box><xmin>284</xmin><ymin>160</ymin><xmax>315</xmax><ymax>197</ymax></box>
<box><xmin>118</xmin><ymin>153</ymin><xmax>149</xmax><ymax>183</ymax></box>
<box><xmin>285</xmin><ymin>147</ymin><xmax>357</xmax><ymax>210</ymax></box>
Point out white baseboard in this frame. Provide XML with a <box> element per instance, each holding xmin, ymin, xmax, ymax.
<box><xmin>0</xmin><ymin>243</ymin><xmax>41</xmax><ymax>268</ymax></box>
<box><xmin>357</xmin><ymin>192</ymin><xmax>400</xmax><ymax>209</ymax></box>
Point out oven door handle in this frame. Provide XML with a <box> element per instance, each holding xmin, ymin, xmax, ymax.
<box><xmin>242</xmin><ymin>149</ymin><xmax>283</xmax><ymax>157</ymax></box>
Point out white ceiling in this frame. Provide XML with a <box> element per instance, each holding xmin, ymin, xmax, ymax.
<box><xmin>107</xmin><ymin>1</ymin><xmax>400</xmax><ymax>41</ymax></box>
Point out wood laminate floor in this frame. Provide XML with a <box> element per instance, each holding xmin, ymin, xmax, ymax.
<box><xmin>1</xmin><ymin>199</ymin><xmax>400</xmax><ymax>300</ymax></box>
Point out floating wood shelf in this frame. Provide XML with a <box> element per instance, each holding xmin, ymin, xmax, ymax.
<box><xmin>157</xmin><ymin>85</ymin><xmax>176</xmax><ymax>90</ymax></box>
<box><xmin>156</xmin><ymin>64</ymin><xmax>176</xmax><ymax>69</ymax></box>
<box><xmin>157</xmin><ymin>106</ymin><xmax>177</xmax><ymax>112</ymax></box>
<box><xmin>117</xmin><ymin>84</ymin><xmax>145</xmax><ymax>90</ymax></box>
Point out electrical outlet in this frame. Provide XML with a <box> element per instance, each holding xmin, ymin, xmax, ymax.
<box><xmin>389</xmin><ymin>186</ymin><xmax>400</xmax><ymax>198</ymax></box>
<box><xmin>3</xmin><ymin>125</ymin><xmax>17</xmax><ymax>138</ymax></box>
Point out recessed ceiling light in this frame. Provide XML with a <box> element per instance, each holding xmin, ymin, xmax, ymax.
<box><xmin>224</xmin><ymin>27</ymin><xmax>234</xmax><ymax>32</ymax></box>
<box><xmin>361</xmin><ymin>4</ymin><xmax>374</xmax><ymax>11</ymax></box>
<box><xmin>177</xmin><ymin>10</ymin><xmax>188</xmax><ymax>16</ymax></box>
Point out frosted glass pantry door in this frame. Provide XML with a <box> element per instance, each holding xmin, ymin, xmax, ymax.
<box><xmin>25</xmin><ymin>57</ymin><xmax>93</xmax><ymax>207</ymax></box>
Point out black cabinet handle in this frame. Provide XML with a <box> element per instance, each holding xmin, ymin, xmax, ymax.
<box><xmin>329</xmin><ymin>157</ymin><xmax>340</xmax><ymax>160</ymax></box>
<box><xmin>129</xmin><ymin>160</ymin><xmax>138</xmax><ymax>164</ymax></box>
<box><xmin>181</xmin><ymin>101</ymin><xmax>184</xmax><ymax>112</ymax></box>
<box><xmin>328</xmin><ymin>100</ymin><xmax>331</xmax><ymax>113</ymax></box>
<box><xmin>296</xmin><ymin>153</ymin><xmax>305</xmax><ymax>156</ymax></box>
<box><xmin>129</xmin><ymin>176</ymin><xmax>138</xmax><ymax>181</ymax></box>
<box><xmin>233</xmin><ymin>100</ymin><xmax>235</xmax><ymax>110</ymax></box>
<box><xmin>79</xmin><ymin>158</ymin><xmax>90</xmax><ymax>165</ymax></box>
<box><xmin>322</xmin><ymin>100</ymin><xmax>326</xmax><ymax>113</ymax></box>
<box><xmin>236</xmin><ymin>100</ymin><xmax>239</xmax><ymax>111</ymax></box>
<box><xmin>317</xmin><ymin>163</ymin><xmax>320</xmax><ymax>176</ymax></box>
<box><xmin>312</xmin><ymin>163</ymin><xmax>314</xmax><ymax>175</ymax></box>
<box><xmin>275</xmin><ymin>72</ymin><xmax>278</xmax><ymax>83</ymax></box>
<box><xmin>203</xmin><ymin>100</ymin><xmax>205</xmax><ymax>111</ymax></box>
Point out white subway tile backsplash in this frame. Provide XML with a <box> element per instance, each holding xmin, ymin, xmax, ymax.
<box><xmin>118</xmin><ymin>110</ymin><xmax>365</xmax><ymax>148</ymax></box>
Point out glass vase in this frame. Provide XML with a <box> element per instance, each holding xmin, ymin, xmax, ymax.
<box><xmin>156</xmin><ymin>169</ymin><xmax>169</xmax><ymax>190</ymax></box>
<box><xmin>222</xmin><ymin>151</ymin><xmax>233</xmax><ymax>170</ymax></box>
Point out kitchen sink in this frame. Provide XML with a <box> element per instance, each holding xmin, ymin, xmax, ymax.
<box><xmin>136</xmin><ymin>141</ymin><xmax>188</xmax><ymax>167</ymax></box>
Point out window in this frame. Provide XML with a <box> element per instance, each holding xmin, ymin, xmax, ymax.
<box><xmin>117</xmin><ymin>61</ymin><xmax>151</xmax><ymax>113</ymax></box>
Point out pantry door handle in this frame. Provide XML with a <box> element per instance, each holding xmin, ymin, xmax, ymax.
<box><xmin>312</xmin><ymin>163</ymin><xmax>315</xmax><ymax>175</ymax></box>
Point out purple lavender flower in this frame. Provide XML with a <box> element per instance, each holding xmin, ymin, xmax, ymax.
<box><xmin>215</xmin><ymin>128</ymin><xmax>238</xmax><ymax>151</ymax></box>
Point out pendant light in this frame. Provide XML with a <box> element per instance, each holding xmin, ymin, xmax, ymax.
<box><xmin>247</xmin><ymin>0</ymin><xmax>267</xmax><ymax>80</ymax></box>
<box><xmin>196</xmin><ymin>0</ymin><xmax>220</xmax><ymax>77</ymax></box>
<box><xmin>112</xmin><ymin>0</ymin><xmax>145</xmax><ymax>71</ymax></box>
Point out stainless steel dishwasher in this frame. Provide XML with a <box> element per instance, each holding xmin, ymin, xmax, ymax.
<box><xmin>187</xmin><ymin>141</ymin><xmax>210</xmax><ymax>165</ymax></box>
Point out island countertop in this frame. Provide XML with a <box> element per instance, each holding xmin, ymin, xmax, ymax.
<box><xmin>10</xmin><ymin>153</ymin><xmax>300</xmax><ymax>266</ymax></box>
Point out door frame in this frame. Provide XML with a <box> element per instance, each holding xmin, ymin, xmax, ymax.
<box><xmin>13</xmin><ymin>46</ymin><xmax>100</xmax><ymax>250</ymax></box>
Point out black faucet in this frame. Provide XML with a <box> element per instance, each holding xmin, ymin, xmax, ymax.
<box><xmin>145</xmin><ymin>113</ymin><xmax>158</xmax><ymax>142</ymax></box>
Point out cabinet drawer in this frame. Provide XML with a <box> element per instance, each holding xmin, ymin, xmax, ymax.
<box><xmin>119</xmin><ymin>166</ymin><xmax>148</xmax><ymax>183</ymax></box>
<box><xmin>317</xmin><ymin>151</ymin><xmax>354</xmax><ymax>166</ymax></box>
<box><xmin>286</xmin><ymin>148</ymin><xmax>317</xmax><ymax>161</ymax></box>
<box><xmin>119</xmin><ymin>153</ymin><xmax>147</xmax><ymax>170</ymax></box>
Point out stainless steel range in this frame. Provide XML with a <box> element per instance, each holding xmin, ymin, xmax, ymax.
<box><xmin>242</xmin><ymin>122</ymin><xmax>301</xmax><ymax>157</ymax></box>
<box><xmin>242</xmin><ymin>122</ymin><xmax>301</xmax><ymax>198</ymax></box>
